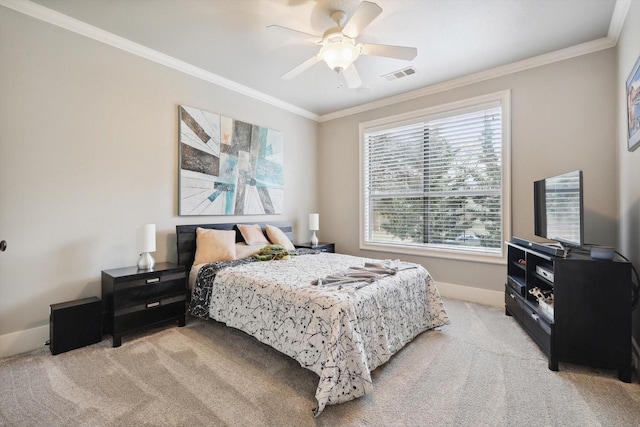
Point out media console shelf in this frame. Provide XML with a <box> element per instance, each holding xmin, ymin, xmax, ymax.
<box><xmin>505</xmin><ymin>241</ymin><xmax>633</xmax><ymax>382</ymax></box>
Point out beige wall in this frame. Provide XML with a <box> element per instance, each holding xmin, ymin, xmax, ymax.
<box><xmin>318</xmin><ymin>49</ymin><xmax>617</xmax><ymax>295</ymax></box>
<box><xmin>0</xmin><ymin>3</ymin><xmax>627</xmax><ymax>359</ymax></box>
<box><xmin>616</xmin><ymin>0</ymin><xmax>640</xmax><ymax>357</ymax></box>
<box><xmin>0</xmin><ymin>8</ymin><xmax>318</xmax><ymax>357</ymax></box>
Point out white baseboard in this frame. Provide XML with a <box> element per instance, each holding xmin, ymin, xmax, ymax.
<box><xmin>1</xmin><ymin>281</ymin><xmax>500</xmax><ymax>359</ymax></box>
<box><xmin>0</xmin><ymin>324</ymin><xmax>49</xmax><ymax>359</ymax></box>
<box><xmin>436</xmin><ymin>281</ymin><xmax>504</xmax><ymax>308</ymax></box>
<box><xmin>2</xmin><ymin>282</ymin><xmax>496</xmax><ymax>359</ymax></box>
<box><xmin>0</xmin><ymin>285</ymin><xmax>630</xmax><ymax>364</ymax></box>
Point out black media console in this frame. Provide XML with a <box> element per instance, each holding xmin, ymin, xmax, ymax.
<box><xmin>505</xmin><ymin>240</ymin><xmax>633</xmax><ymax>382</ymax></box>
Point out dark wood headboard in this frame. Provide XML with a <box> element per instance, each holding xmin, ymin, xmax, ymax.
<box><xmin>176</xmin><ymin>221</ymin><xmax>294</xmax><ymax>272</ymax></box>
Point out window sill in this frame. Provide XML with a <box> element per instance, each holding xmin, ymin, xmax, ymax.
<box><xmin>360</xmin><ymin>241</ymin><xmax>507</xmax><ymax>265</ymax></box>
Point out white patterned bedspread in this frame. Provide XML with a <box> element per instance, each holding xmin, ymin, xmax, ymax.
<box><xmin>202</xmin><ymin>252</ymin><xmax>449</xmax><ymax>415</ymax></box>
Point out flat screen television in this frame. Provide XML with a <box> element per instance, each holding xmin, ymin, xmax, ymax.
<box><xmin>534</xmin><ymin>170</ymin><xmax>584</xmax><ymax>248</ymax></box>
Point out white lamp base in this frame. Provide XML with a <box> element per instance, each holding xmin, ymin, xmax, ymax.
<box><xmin>137</xmin><ymin>252</ymin><xmax>155</xmax><ymax>270</ymax></box>
<box><xmin>310</xmin><ymin>231</ymin><xmax>319</xmax><ymax>246</ymax></box>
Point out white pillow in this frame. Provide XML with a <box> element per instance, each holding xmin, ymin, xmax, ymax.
<box><xmin>193</xmin><ymin>228</ymin><xmax>236</xmax><ymax>265</ymax></box>
<box><xmin>265</xmin><ymin>224</ymin><xmax>295</xmax><ymax>251</ymax></box>
<box><xmin>237</xmin><ymin>224</ymin><xmax>270</xmax><ymax>245</ymax></box>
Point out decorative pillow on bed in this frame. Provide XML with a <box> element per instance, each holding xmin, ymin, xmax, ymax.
<box><xmin>193</xmin><ymin>227</ymin><xmax>236</xmax><ymax>264</ymax></box>
<box><xmin>265</xmin><ymin>224</ymin><xmax>295</xmax><ymax>251</ymax></box>
<box><xmin>237</xmin><ymin>224</ymin><xmax>270</xmax><ymax>245</ymax></box>
<box><xmin>235</xmin><ymin>242</ymin><xmax>268</xmax><ymax>259</ymax></box>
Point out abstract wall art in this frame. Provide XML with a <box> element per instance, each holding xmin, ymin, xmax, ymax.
<box><xmin>178</xmin><ymin>105</ymin><xmax>283</xmax><ymax>215</ymax></box>
<box><xmin>627</xmin><ymin>55</ymin><xmax>640</xmax><ymax>152</ymax></box>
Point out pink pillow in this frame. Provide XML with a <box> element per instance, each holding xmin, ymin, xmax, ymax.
<box><xmin>193</xmin><ymin>228</ymin><xmax>236</xmax><ymax>264</ymax></box>
<box><xmin>237</xmin><ymin>224</ymin><xmax>270</xmax><ymax>245</ymax></box>
<box><xmin>265</xmin><ymin>224</ymin><xmax>295</xmax><ymax>251</ymax></box>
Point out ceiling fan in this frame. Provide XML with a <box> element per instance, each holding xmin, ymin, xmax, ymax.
<box><xmin>268</xmin><ymin>1</ymin><xmax>417</xmax><ymax>88</ymax></box>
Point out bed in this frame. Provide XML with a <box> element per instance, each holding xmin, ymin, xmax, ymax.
<box><xmin>176</xmin><ymin>221</ymin><xmax>449</xmax><ymax>415</ymax></box>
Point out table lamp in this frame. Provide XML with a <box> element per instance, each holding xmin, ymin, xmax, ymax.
<box><xmin>309</xmin><ymin>213</ymin><xmax>319</xmax><ymax>246</ymax></box>
<box><xmin>137</xmin><ymin>224</ymin><xmax>156</xmax><ymax>270</ymax></box>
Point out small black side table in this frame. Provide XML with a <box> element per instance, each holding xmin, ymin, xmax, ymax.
<box><xmin>101</xmin><ymin>262</ymin><xmax>186</xmax><ymax>347</ymax></box>
<box><xmin>295</xmin><ymin>242</ymin><xmax>335</xmax><ymax>253</ymax></box>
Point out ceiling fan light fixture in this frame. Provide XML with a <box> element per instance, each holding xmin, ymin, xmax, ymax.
<box><xmin>272</xmin><ymin>1</ymin><xmax>415</xmax><ymax>86</ymax></box>
<box><xmin>319</xmin><ymin>36</ymin><xmax>361</xmax><ymax>72</ymax></box>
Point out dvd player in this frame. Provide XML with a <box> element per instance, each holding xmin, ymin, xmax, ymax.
<box><xmin>511</xmin><ymin>237</ymin><xmax>568</xmax><ymax>258</ymax></box>
<box><xmin>536</xmin><ymin>265</ymin><xmax>554</xmax><ymax>282</ymax></box>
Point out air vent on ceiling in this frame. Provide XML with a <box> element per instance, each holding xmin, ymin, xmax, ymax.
<box><xmin>382</xmin><ymin>66</ymin><xmax>417</xmax><ymax>81</ymax></box>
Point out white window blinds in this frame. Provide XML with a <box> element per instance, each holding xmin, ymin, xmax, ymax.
<box><xmin>363</xmin><ymin>102</ymin><xmax>503</xmax><ymax>255</ymax></box>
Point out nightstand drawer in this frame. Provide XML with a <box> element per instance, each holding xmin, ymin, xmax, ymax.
<box><xmin>114</xmin><ymin>300</ymin><xmax>185</xmax><ymax>332</ymax></box>
<box><xmin>114</xmin><ymin>293</ymin><xmax>185</xmax><ymax>316</ymax></box>
<box><xmin>114</xmin><ymin>279</ymin><xmax>185</xmax><ymax>311</ymax></box>
<box><xmin>316</xmin><ymin>243</ymin><xmax>335</xmax><ymax>253</ymax></box>
<box><xmin>114</xmin><ymin>271</ymin><xmax>185</xmax><ymax>290</ymax></box>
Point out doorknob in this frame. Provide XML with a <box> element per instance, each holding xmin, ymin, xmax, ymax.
<box><xmin>0</xmin><ymin>240</ymin><xmax>6</xmax><ymax>252</ymax></box>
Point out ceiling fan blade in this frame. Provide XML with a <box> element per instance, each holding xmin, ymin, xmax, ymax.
<box><xmin>342</xmin><ymin>64</ymin><xmax>362</xmax><ymax>88</ymax></box>
<box><xmin>266</xmin><ymin>25</ymin><xmax>321</xmax><ymax>43</ymax></box>
<box><xmin>281</xmin><ymin>55</ymin><xmax>321</xmax><ymax>80</ymax></box>
<box><xmin>342</xmin><ymin>1</ymin><xmax>382</xmax><ymax>38</ymax></box>
<box><xmin>361</xmin><ymin>43</ymin><xmax>417</xmax><ymax>60</ymax></box>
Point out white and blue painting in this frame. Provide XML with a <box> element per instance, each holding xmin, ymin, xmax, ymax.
<box><xmin>627</xmin><ymin>56</ymin><xmax>640</xmax><ymax>151</ymax></box>
<box><xmin>179</xmin><ymin>105</ymin><xmax>283</xmax><ymax>215</ymax></box>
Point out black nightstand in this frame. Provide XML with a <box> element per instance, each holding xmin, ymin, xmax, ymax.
<box><xmin>101</xmin><ymin>262</ymin><xmax>186</xmax><ymax>347</ymax></box>
<box><xmin>295</xmin><ymin>242</ymin><xmax>335</xmax><ymax>253</ymax></box>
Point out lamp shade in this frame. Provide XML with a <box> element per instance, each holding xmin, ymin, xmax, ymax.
<box><xmin>319</xmin><ymin>38</ymin><xmax>360</xmax><ymax>71</ymax></box>
<box><xmin>137</xmin><ymin>224</ymin><xmax>156</xmax><ymax>253</ymax></box>
<box><xmin>309</xmin><ymin>214</ymin><xmax>319</xmax><ymax>231</ymax></box>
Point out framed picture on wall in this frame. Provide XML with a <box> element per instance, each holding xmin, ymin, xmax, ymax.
<box><xmin>178</xmin><ymin>105</ymin><xmax>284</xmax><ymax>215</ymax></box>
<box><xmin>626</xmin><ymin>55</ymin><xmax>640</xmax><ymax>151</ymax></box>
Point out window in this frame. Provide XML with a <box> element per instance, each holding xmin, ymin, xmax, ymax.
<box><xmin>360</xmin><ymin>91</ymin><xmax>511</xmax><ymax>262</ymax></box>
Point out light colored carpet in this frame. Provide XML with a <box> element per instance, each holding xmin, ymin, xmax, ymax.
<box><xmin>1</xmin><ymin>298</ymin><xmax>639</xmax><ymax>426</ymax></box>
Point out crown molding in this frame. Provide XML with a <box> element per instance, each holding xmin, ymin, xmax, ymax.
<box><xmin>609</xmin><ymin>0</ymin><xmax>631</xmax><ymax>41</ymax></box>
<box><xmin>0</xmin><ymin>0</ymin><xmax>320</xmax><ymax>121</ymax></box>
<box><xmin>2</xmin><ymin>0</ymin><xmax>628</xmax><ymax>124</ymax></box>
<box><xmin>318</xmin><ymin>36</ymin><xmax>616</xmax><ymax>122</ymax></box>
<box><xmin>319</xmin><ymin>0</ymin><xmax>629</xmax><ymax>122</ymax></box>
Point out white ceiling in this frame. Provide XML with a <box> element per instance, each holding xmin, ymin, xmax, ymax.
<box><xmin>19</xmin><ymin>0</ymin><xmax>623</xmax><ymax>119</ymax></box>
